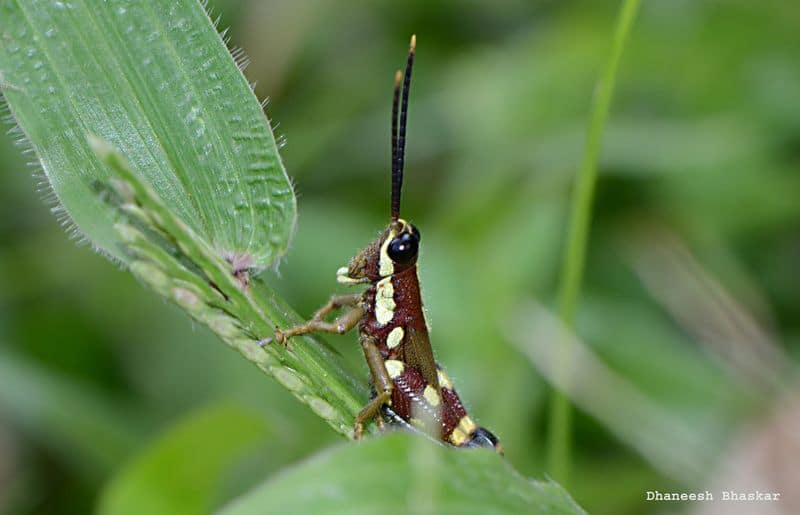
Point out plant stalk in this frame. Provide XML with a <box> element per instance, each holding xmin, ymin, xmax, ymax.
<box><xmin>546</xmin><ymin>0</ymin><xmax>641</xmax><ymax>484</ymax></box>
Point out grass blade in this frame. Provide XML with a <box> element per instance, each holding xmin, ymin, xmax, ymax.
<box><xmin>547</xmin><ymin>0</ymin><xmax>641</xmax><ymax>483</ymax></box>
<box><xmin>0</xmin><ymin>0</ymin><xmax>295</xmax><ymax>269</ymax></box>
<box><xmin>2</xmin><ymin>0</ymin><xmax>363</xmax><ymax>440</ymax></box>
<box><xmin>92</xmin><ymin>140</ymin><xmax>367</xmax><ymax>437</ymax></box>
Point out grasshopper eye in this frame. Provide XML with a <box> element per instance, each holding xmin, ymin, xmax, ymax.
<box><xmin>410</xmin><ymin>224</ymin><xmax>421</xmax><ymax>242</ymax></box>
<box><xmin>387</xmin><ymin>231</ymin><xmax>419</xmax><ymax>264</ymax></box>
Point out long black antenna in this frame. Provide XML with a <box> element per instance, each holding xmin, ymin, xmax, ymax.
<box><xmin>391</xmin><ymin>34</ymin><xmax>416</xmax><ymax>221</ymax></box>
<box><xmin>390</xmin><ymin>69</ymin><xmax>402</xmax><ymax>220</ymax></box>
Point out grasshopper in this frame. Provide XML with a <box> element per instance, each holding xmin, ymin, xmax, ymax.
<box><xmin>267</xmin><ymin>36</ymin><xmax>501</xmax><ymax>453</ymax></box>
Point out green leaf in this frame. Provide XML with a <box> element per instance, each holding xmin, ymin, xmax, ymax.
<box><xmin>221</xmin><ymin>433</ymin><xmax>586</xmax><ymax>515</ymax></box>
<box><xmin>0</xmin><ymin>0</ymin><xmax>295</xmax><ymax>269</ymax></box>
<box><xmin>98</xmin><ymin>403</ymin><xmax>271</xmax><ymax>515</ymax></box>
<box><xmin>93</xmin><ymin>141</ymin><xmax>368</xmax><ymax>438</ymax></box>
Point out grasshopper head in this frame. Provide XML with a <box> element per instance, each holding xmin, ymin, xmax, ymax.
<box><xmin>337</xmin><ymin>218</ymin><xmax>420</xmax><ymax>284</ymax></box>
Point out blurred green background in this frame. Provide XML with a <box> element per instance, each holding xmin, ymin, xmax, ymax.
<box><xmin>1</xmin><ymin>0</ymin><xmax>799</xmax><ymax>513</ymax></box>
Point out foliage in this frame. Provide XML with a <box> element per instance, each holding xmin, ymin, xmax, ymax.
<box><xmin>222</xmin><ymin>433</ymin><xmax>585</xmax><ymax>515</ymax></box>
<box><xmin>0</xmin><ymin>0</ymin><xmax>294</xmax><ymax>268</ymax></box>
<box><xmin>1</xmin><ymin>0</ymin><xmax>798</xmax><ymax>514</ymax></box>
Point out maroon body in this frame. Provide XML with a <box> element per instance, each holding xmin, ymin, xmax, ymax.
<box><xmin>343</xmin><ymin>220</ymin><xmax>500</xmax><ymax>451</ymax></box>
<box><xmin>359</xmin><ymin>265</ymin><xmax>470</xmax><ymax>442</ymax></box>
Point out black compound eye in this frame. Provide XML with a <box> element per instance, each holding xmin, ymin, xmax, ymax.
<box><xmin>387</xmin><ymin>232</ymin><xmax>419</xmax><ymax>264</ymax></box>
<box><xmin>410</xmin><ymin>224</ymin><xmax>421</xmax><ymax>242</ymax></box>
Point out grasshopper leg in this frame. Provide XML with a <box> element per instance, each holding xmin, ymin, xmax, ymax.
<box><xmin>309</xmin><ymin>293</ymin><xmax>362</xmax><ymax>321</ymax></box>
<box><xmin>354</xmin><ymin>335</ymin><xmax>394</xmax><ymax>439</ymax></box>
<box><xmin>260</xmin><ymin>294</ymin><xmax>363</xmax><ymax>347</ymax></box>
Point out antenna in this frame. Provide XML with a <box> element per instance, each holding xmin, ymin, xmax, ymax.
<box><xmin>390</xmin><ymin>70</ymin><xmax>402</xmax><ymax>220</ymax></box>
<box><xmin>391</xmin><ymin>34</ymin><xmax>416</xmax><ymax>221</ymax></box>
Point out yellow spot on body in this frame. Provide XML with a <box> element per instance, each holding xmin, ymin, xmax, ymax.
<box><xmin>384</xmin><ymin>359</ymin><xmax>405</xmax><ymax>378</ymax></box>
<box><xmin>458</xmin><ymin>416</ymin><xmax>477</xmax><ymax>435</ymax></box>
<box><xmin>375</xmin><ymin>277</ymin><xmax>395</xmax><ymax>325</ymax></box>
<box><xmin>437</xmin><ymin>369</ymin><xmax>453</xmax><ymax>390</ymax></box>
<box><xmin>378</xmin><ymin>233</ymin><xmax>394</xmax><ymax>276</ymax></box>
<box><xmin>450</xmin><ymin>427</ymin><xmax>468</xmax><ymax>446</ymax></box>
<box><xmin>378</xmin><ymin>219</ymin><xmax>411</xmax><ymax>277</ymax></box>
<box><xmin>386</xmin><ymin>327</ymin><xmax>404</xmax><ymax>349</ymax></box>
<box><xmin>423</xmin><ymin>385</ymin><xmax>441</xmax><ymax>406</ymax></box>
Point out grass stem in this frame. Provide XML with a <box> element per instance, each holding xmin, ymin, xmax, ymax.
<box><xmin>546</xmin><ymin>0</ymin><xmax>641</xmax><ymax>484</ymax></box>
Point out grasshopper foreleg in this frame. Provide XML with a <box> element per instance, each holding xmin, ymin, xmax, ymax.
<box><xmin>261</xmin><ymin>293</ymin><xmax>363</xmax><ymax>347</ymax></box>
